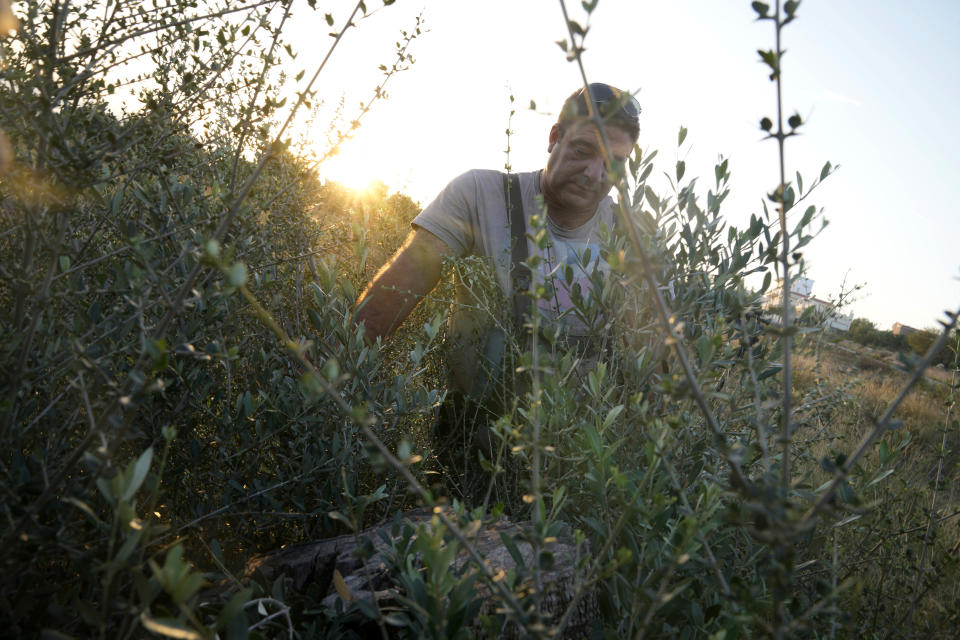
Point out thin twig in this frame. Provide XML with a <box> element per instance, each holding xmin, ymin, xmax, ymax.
<box><xmin>244</xmin><ymin>598</ymin><xmax>293</xmax><ymax>639</ymax></box>
<box><xmin>772</xmin><ymin>0</ymin><xmax>795</xmax><ymax>503</ymax></box>
<box><xmin>802</xmin><ymin>309</ymin><xmax>960</xmax><ymax>525</ymax></box>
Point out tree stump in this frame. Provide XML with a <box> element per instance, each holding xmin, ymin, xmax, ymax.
<box><xmin>243</xmin><ymin>507</ymin><xmax>597</xmax><ymax>638</ymax></box>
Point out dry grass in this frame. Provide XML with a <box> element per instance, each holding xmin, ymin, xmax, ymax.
<box><xmin>792</xmin><ymin>343</ymin><xmax>957</xmax><ymax>506</ymax></box>
<box><xmin>790</xmin><ymin>342</ymin><xmax>960</xmax><ymax>635</ymax></box>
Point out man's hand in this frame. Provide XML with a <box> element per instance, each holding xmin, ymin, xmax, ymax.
<box><xmin>353</xmin><ymin>228</ymin><xmax>453</xmax><ymax>344</ymax></box>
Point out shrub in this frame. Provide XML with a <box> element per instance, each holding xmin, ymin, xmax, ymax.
<box><xmin>1</xmin><ymin>1</ymin><xmax>958</xmax><ymax>639</ymax></box>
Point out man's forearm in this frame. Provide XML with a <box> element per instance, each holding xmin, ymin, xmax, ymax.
<box><xmin>353</xmin><ymin>229</ymin><xmax>450</xmax><ymax>343</ymax></box>
<box><xmin>354</xmin><ymin>266</ymin><xmax>429</xmax><ymax>343</ymax></box>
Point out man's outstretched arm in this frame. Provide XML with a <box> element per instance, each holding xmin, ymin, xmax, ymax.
<box><xmin>353</xmin><ymin>228</ymin><xmax>453</xmax><ymax>344</ymax></box>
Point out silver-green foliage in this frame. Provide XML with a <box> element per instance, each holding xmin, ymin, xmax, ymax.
<box><xmin>2</xmin><ymin>1</ymin><xmax>959</xmax><ymax>639</ymax></box>
<box><xmin>0</xmin><ymin>0</ymin><xmax>428</xmax><ymax>637</ymax></box>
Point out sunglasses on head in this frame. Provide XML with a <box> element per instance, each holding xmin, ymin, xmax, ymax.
<box><xmin>577</xmin><ymin>83</ymin><xmax>641</xmax><ymax>122</ymax></box>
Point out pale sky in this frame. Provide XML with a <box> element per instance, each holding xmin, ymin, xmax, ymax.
<box><xmin>289</xmin><ymin>0</ymin><xmax>960</xmax><ymax>332</ymax></box>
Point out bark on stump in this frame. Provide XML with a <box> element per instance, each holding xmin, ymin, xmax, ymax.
<box><xmin>243</xmin><ymin>507</ymin><xmax>596</xmax><ymax>638</ymax></box>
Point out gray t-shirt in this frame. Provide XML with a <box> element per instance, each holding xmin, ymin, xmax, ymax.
<box><xmin>412</xmin><ymin>169</ymin><xmax>616</xmax><ymax>396</ymax></box>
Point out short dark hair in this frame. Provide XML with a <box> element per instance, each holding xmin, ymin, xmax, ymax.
<box><xmin>558</xmin><ymin>82</ymin><xmax>640</xmax><ymax>142</ymax></box>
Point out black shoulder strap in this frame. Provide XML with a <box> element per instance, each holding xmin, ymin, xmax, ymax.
<box><xmin>503</xmin><ymin>173</ymin><xmax>530</xmax><ymax>332</ymax></box>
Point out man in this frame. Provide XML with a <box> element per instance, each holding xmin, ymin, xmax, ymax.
<box><xmin>353</xmin><ymin>83</ymin><xmax>641</xmax><ymax>459</ymax></box>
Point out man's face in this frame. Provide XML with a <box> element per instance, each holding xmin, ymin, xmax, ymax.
<box><xmin>542</xmin><ymin>120</ymin><xmax>634</xmax><ymax>222</ymax></box>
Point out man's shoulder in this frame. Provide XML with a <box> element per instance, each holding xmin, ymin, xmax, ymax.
<box><xmin>452</xmin><ymin>169</ymin><xmax>539</xmax><ymax>189</ymax></box>
<box><xmin>454</xmin><ymin>169</ymin><xmax>505</xmax><ymax>190</ymax></box>
<box><xmin>433</xmin><ymin>169</ymin><xmax>500</xmax><ymax>201</ymax></box>
<box><xmin>426</xmin><ymin>169</ymin><xmax>540</xmax><ymax>213</ymax></box>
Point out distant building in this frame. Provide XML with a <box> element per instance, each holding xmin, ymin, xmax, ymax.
<box><xmin>791</xmin><ymin>277</ymin><xmax>814</xmax><ymax>297</ymax></box>
<box><xmin>763</xmin><ymin>278</ymin><xmax>853</xmax><ymax>331</ymax></box>
<box><xmin>892</xmin><ymin>322</ymin><xmax>918</xmax><ymax>336</ymax></box>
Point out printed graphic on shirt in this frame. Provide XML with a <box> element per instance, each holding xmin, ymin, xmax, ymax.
<box><xmin>535</xmin><ymin>238</ymin><xmax>610</xmax><ymax>337</ymax></box>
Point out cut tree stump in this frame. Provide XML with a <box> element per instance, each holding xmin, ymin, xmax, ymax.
<box><xmin>243</xmin><ymin>507</ymin><xmax>597</xmax><ymax>638</ymax></box>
